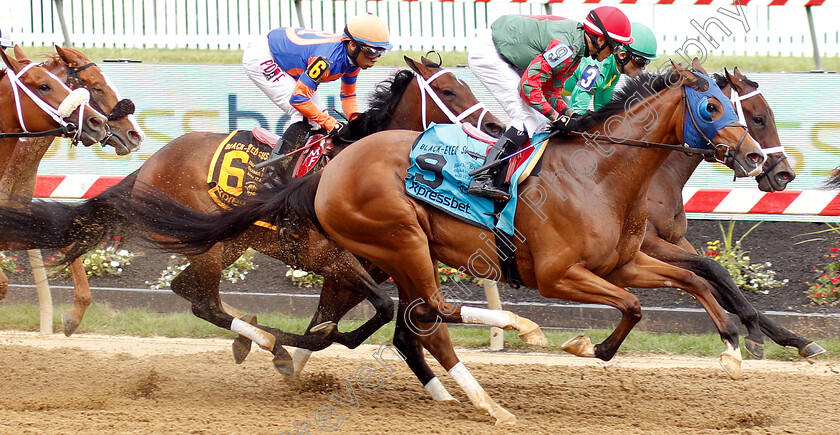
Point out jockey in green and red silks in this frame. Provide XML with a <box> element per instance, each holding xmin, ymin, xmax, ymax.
<box><xmin>467</xmin><ymin>7</ymin><xmax>634</xmax><ymax>202</ymax></box>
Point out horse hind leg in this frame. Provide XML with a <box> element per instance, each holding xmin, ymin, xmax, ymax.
<box><xmin>392</xmin><ymin>303</ymin><xmax>457</xmax><ymax>403</ymax></box>
<box><xmin>220</xmin><ymin>301</ymin><xmax>257</xmax><ymax>364</ymax></box>
<box><xmin>757</xmin><ymin>313</ymin><xmax>826</xmax><ymax>359</ymax></box>
<box><xmin>61</xmin><ymin>258</ymin><xmax>92</xmax><ymax>336</ymax></box>
<box><xmin>169</xmin><ymin>258</ymin><xmax>299</xmax><ymax>375</ymax></box>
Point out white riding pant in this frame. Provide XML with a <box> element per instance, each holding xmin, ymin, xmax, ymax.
<box><xmin>242</xmin><ymin>34</ymin><xmax>325</xmax><ymax>130</ymax></box>
<box><xmin>467</xmin><ymin>30</ymin><xmax>549</xmax><ymax>136</ymax></box>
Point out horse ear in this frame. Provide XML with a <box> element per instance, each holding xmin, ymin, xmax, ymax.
<box><xmin>1</xmin><ymin>46</ymin><xmax>22</xmax><ymax>72</ymax></box>
<box><xmin>670</xmin><ymin>60</ymin><xmax>694</xmax><ymax>81</ymax></box>
<box><xmin>723</xmin><ymin>67</ymin><xmax>742</xmax><ymax>91</ymax></box>
<box><xmin>55</xmin><ymin>45</ymin><xmax>75</xmax><ymax>67</ymax></box>
<box><xmin>403</xmin><ymin>56</ymin><xmax>425</xmax><ymax>76</ymax></box>
<box><xmin>691</xmin><ymin>57</ymin><xmax>708</xmax><ymax>76</ymax></box>
<box><xmin>13</xmin><ymin>45</ymin><xmax>31</xmax><ymax>64</ymax></box>
<box><xmin>732</xmin><ymin>66</ymin><xmax>746</xmax><ymax>80</ymax></box>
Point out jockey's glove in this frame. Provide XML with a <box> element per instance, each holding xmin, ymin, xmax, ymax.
<box><xmin>552</xmin><ymin>112</ymin><xmax>584</xmax><ymax>134</ymax></box>
<box><xmin>329</xmin><ymin>121</ymin><xmax>350</xmax><ymax>140</ymax></box>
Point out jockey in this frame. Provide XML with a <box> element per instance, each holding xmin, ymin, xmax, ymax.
<box><xmin>242</xmin><ymin>13</ymin><xmax>391</xmax><ymax>175</ymax></box>
<box><xmin>467</xmin><ymin>7</ymin><xmax>633</xmax><ymax>201</ymax></box>
<box><xmin>563</xmin><ymin>22</ymin><xmax>659</xmax><ymax>114</ymax></box>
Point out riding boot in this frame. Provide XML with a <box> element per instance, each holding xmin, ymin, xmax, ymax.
<box><xmin>467</xmin><ymin>126</ymin><xmax>528</xmax><ymax>201</ymax></box>
<box><xmin>263</xmin><ymin>121</ymin><xmax>310</xmax><ymax>187</ymax></box>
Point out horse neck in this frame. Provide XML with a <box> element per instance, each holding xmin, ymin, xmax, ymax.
<box><xmin>590</xmin><ymin>91</ymin><xmax>686</xmax><ymax>192</ymax></box>
<box><xmin>657</xmin><ymin>149</ymin><xmax>705</xmax><ymax>190</ymax></box>
<box><xmin>385</xmin><ymin>77</ymin><xmax>424</xmax><ymax>131</ymax></box>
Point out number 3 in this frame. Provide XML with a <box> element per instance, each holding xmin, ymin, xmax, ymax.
<box><xmin>577</xmin><ymin>65</ymin><xmax>600</xmax><ymax>91</ymax></box>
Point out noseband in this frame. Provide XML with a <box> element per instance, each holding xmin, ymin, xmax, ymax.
<box><xmin>416</xmin><ymin>69</ymin><xmax>490</xmax><ymax>130</ymax></box>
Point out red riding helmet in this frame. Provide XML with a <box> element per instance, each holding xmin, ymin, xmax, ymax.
<box><xmin>584</xmin><ymin>6</ymin><xmax>633</xmax><ymax>46</ymax></box>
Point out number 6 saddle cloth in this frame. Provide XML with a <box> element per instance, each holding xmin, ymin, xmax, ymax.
<box><xmin>405</xmin><ymin>123</ymin><xmax>547</xmax><ymax>236</ymax></box>
<box><xmin>206</xmin><ymin>129</ymin><xmax>276</xmax><ymax>230</ymax></box>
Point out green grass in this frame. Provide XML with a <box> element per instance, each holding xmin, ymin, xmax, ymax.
<box><xmin>18</xmin><ymin>45</ymin><xmax>839</xmax><ymax>72</ymax></box>
<box><xmin>2</xmin><ymin>303</ymin><xmax>837</xmax><ymax>361</ymax></box>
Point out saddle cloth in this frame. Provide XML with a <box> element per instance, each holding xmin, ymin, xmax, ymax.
<box><xmin>206</xmin><ymin>130</ymin><xmax>276</xmax><ymax>230</ymax></box>
<box><xmin>405</xmin><ymin>123</ymin><xmax>547</xmax><ymax>236</ymax></box>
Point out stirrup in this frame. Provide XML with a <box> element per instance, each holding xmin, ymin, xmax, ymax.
<box><xmin>468</xmin><ymin>176</ymin><xmax>510</xmax><ymax>202</ymax></box>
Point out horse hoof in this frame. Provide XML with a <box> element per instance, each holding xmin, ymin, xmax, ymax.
<box><xmin>494</xmin><ymin>408</ymin><xmax>518</xmax><ymax>426</ymax></box>
<box><xmin>519</xmin><ymin>327</ymin><xmax>548</xmax><ymax>347</ymax></box>
<box><xmin>272</xmin><ymin>345</ymin><xmax>295</xmax><ymax>377</ymax></box>
<box><xmin>744</xmin><ymin>338</ymin><xmax>764</xmax><ymax>359</ymax></box>
<box><xmin>719</xmin><ymin>353</ymin><xmax>742</xmax><ymax>380</ymax></box>
<box><xmin>232</xmin><ymin>336</ymin><xmax>253</xmax><ymax>364</ymax></box>
<box><xmin>61</xmin><ymin>312</ymin><xmax>80</xmax><ymax>337</ymax></box>
<box><xmin>561</xmin><ymin>334</ymin><xmax>595</xmax><ymax>357</ymax></box>
<box><xmin>310</xmin><ymin>321</ymin><xmax>337</xmax><ymax>340</ymax></box>
<box><xmin>800</xmin><ymin>342</ymin><xmax>827</xmax><ymax>359</ymax></box>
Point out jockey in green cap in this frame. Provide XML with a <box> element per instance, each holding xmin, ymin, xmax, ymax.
<box><xmin>563</xmin><ymin>22</ymin><xmax>659</xmax><ymax>114</ymax></box>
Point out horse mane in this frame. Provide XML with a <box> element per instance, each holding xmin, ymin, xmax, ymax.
<box><xmin>346</xmin><ymin>69</ymin><xmax>416</xmax><ymax>139</ymax></box>
<box><xmin>824</xmin><ymin>165</ymin><xmax>840</xmax><ymax>189</ymax></box>
<box><xmin>40</xmin><ymin>52</ymin><xmax>63</xmax><ymax>69</ymax></box>
<box><xmin>577</xmin><ymin>69</ymin><xmax>689</xmax><ymax>131</ymax></box>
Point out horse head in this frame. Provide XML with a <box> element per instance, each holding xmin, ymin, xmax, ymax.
<box><xmin>722</xmin><ymin>66</ymin><xmax>794</xmax><ymax>191</ymax></box>
<box><xmin>672</xmin><ymin>61</ymin><xmax>765</xmax><ymax>178</ymax></box>
<box><xmin>1</xmin><ymin>46</ymin><xmax>107</xmax><ymax>145</ymax></box>
<box><xmin>403</xmin><ymin>55</ymin><xmax>505</xmax><ymax>137</ymax></box>
<box><xmin>52</xmin><ymin>45</ymin><xmax>145</xmax><ymax>155</ymax></box>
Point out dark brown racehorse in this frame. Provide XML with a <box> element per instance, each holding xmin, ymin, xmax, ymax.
<box><xmin>119</xmin><ymin>63</ymin><xmax>765</xmax><ymax>423</ymax></box>
<box><xmin>0</xmin><ymin>46</ymin><xmax>143</xmax><ymax>336</ymax></box>
<box><xmin>0</xmin><ymin>56</ymin><xmax>504</xmax><ymax>374</ymax></box>
<box><xmin>640</xmin><ymin>60</ymin><xmax>822</xmax><ymax>359</ymax></box>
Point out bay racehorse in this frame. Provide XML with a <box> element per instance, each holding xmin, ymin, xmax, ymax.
<box><xmin>640</xmin><ymin>59</ymin><xmax>823</xmax><ymax>359</ymax></box>
<box><xmin>116</xmin><ymin>63</ymin><xmax>766</xmax><ymax>424</ymax></box>
<box><xmin>0</xmin><ymin>45</ymin><xmax>144</xmax><ymax>336</ymax></box>
<box><xmin>0</xmin><ymin>56</ymin><xmax>504</xmax><ymax>373</ymax></box>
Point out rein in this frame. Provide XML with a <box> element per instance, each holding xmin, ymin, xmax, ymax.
<box><xmin>417</xmin><ymin>69</ymin><xmax>490</xmax><ymax>129</ymax></box>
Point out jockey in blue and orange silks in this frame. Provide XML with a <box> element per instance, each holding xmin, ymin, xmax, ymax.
<box><xmin>242</xmin><ymin>13</ymin><xmax>392</xmax><ymax>175</ymax></box>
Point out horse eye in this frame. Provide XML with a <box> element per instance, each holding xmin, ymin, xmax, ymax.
<box><xmin>752</xmin><ymin>116</ymin><xmax>764</xmax><ymax>126</ymax></box>
<box><xmin>38</xmin><ymin>84</ymin><xmax>51</xmax><ymax>92</ymax></box>
<box><xmin>442</xmin><ymin>89</ymin><xmax>455</xmax><ymax>97</ymax></box>
<box><xmin>707</xmin><ymin>103</ymin><xmax>718</xmax><ymax>113</ymax></box>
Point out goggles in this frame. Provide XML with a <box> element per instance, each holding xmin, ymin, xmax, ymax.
<box><xmin>360</xmin><ymin>44</ymin><xmax>388</xmax><ymax>59</ymax></box>
<box><xmin>632</xmin><ymin>55</ymin><xmax>651</xmax><ymax>68</ymax></box>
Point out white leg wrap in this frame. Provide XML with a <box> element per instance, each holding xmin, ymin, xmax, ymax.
<box><xmin>231</xmin><ymin>317</ymin><xmax>274</xmax><ymax>349</ymax></box>
<box><xmin>291</xmin><ymin>348</ymin><xmax>313</xmax><ymax>375</ymax></box>
<box><xmin>424</xmin><ymin>377</ymin><xmax>456</xmax><ymax>402</ymax></box>
<box><xmin>460</xmin><ymin>306</ymin><xmax>516</xmax><ymax>330</ymax></box>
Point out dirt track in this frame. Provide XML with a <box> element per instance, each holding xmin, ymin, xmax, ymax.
<box><xmin>1</xmin><ymin>331</ymin><xmax>838</xmax><ymax>434</ymax></box>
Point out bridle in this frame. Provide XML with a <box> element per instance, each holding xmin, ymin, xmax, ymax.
<box><xmin>416</xmin><ymin>68</ymin><xmax>490</xmax><ymax>130</ymax></box>
<box><xmin>727</xmin><ymin>85</ymin><xmax>788</xmax><ymax>184</ymax></box>
<box><xmin>0</xmin><ymin>62</ymin><xmax>86</xmax><ymax>142</ymax></box>
<box><xmin>681</xmin><ymin>83</ymin><xmax>750</xmax><ymax>168</ymax></box>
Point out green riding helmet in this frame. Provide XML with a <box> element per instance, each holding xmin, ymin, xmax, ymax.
<box><xmin>626</xmin><ymin>22</ymin><xmax>659</xmax><ymax>60</ymax></box>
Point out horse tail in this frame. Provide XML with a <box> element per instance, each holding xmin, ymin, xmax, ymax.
<box><xmin>0</xmin><ymin>171</ymin><xmax>138</xmax><ymax>262</ymax></box>
<box><xmin>125</xmin><ymin>172</ymin><xmax>323</xmax><ymax>255</ymax></box>
<box><xmin>825</xmin><ymin>165</ymin><xmax>840</xmax><ymax>189</ymax></box>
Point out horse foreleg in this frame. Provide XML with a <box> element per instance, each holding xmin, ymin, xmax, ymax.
<box><xmin>643</xmin><ymin>235</ymin><xmax>765</xmax><ymax>358</ymax></box>
<box><xmin>537</xmin><ymin>264</ymin><xmax>642</xmax><ymax>360</ymax></box>
<box><xmin>61</xmin><ymin>258</ymin><xmax>92</xmax><ymax>336</ymax></box>
<box><xmin>606</xmin><ymin>252</ymin><xmax>742</xmax><ymax>379</ymax></box>
<box><xmin>220</xmin><ymin>301</ymin><xmax>258</xmax><ymax>364</ymax></box>
<box><xmin>391</xmin><ymin>302</ymin><xmax>457</xmax><ymax>402</ymax></box>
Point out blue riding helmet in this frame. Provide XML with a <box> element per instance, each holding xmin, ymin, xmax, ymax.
<box><xmin>683</xmin><ymin>72</ymin><xmax>742</xmax><ymax>149</ymax></box>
